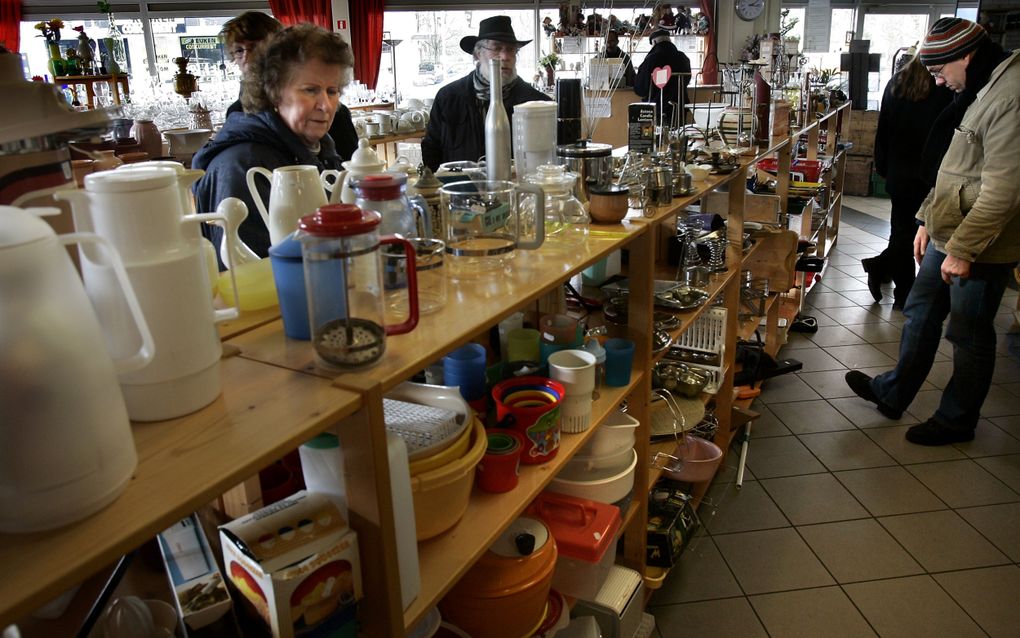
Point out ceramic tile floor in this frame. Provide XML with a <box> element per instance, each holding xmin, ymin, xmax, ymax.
<box><xmin>648</xmin><ymin>201</ymin><xmax>1020</xmax><ymax>637</ymax></box>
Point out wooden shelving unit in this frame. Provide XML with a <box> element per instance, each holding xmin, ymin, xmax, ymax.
<box><xmin>1</xmin><ymin>101</ymin><xmax>850</xmax><ymax>637</ymax></box>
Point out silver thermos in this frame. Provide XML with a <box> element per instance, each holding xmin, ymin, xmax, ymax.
<box><xmin>485</xmin><ymin>59</ymin><xmax>511</xmax><ymax>181</ymax></box>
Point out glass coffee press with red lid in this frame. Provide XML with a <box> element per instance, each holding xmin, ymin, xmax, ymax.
<box><xmin>298</xmin><ymin>204</ymin><xmax>419</xmax><ymax>369</ymax></box>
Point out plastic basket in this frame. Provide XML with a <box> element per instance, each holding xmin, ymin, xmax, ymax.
<box><xmin>757</xmin><ymin>158</ymin><xmax>824</xmax><ymax>183</ymax></box>
<box><xmin>674</xmin><ymin>307</ymin><xmax>726</xmax><ymax>393</ymax></box>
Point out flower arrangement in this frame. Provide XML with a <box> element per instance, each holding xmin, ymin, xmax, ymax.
<box><xmin>34</xmin><ymin>18</ymin><xmax>65</xmax><ymax>44</ymax></box>
<box><xmin>538</xmin><ymin>53</ymin><xmax>560</xmax><ymax>69</ymax></box>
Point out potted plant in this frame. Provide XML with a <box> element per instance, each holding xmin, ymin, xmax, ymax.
<box><xmin>538</xmin><ymin>52</ymin><xmax>560</xmax><ymax>88</ymax></box>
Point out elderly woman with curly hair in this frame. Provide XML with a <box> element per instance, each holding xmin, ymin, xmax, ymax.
<box><xmin>192</xmin><ymin>24</ymin><xmax>353</xmax><ymax>258</ymax></box>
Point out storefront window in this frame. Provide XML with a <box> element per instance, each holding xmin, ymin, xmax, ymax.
<box><xmin>378</xmin><ymin>10</ymin><xmax>537</xmax><ymax>103</ymax></box>
<box><xmin>862</xmin><ymin>12</ymin><xmax>931</xmax><ymax>108</ymax></box>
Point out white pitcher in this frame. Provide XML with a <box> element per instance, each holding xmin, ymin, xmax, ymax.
<box><xmin>57</xmin><ymin>167</ymin><xmax>241</xmax><ymax>422</ymax></box>
<box><xmin>322</xmin><ymin>138</ymin><xmax>386</xmax><ymax>205</ymax></box>
<box><xmin>245</xmin><ymin>164</ymin><xmax>329</xmax><ymax>245</ymax></box>
<box><xmin>0</xmin><ymin>206</ymin><xmax>154</xmax><ymax>532</ymax></box>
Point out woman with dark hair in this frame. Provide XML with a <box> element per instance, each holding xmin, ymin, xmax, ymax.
<box><xmin>866</xmin><ymin>54</ymin><xmax>953</xmax><ymax>308</ymax></box>
<box><xmin>193</xmin><ymin>24</ymin><xmax>353</xmax><ymax>258</ymax></box>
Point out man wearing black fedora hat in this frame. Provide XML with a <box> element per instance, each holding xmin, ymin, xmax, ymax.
<box><xmin>421</xmin><ymin>15</ymin><xmax>551</xmax><ymax>171</ymax></box>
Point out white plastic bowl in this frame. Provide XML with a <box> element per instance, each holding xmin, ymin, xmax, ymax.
<box><xmin>690</xmin><ymin>103</ymin><xmax>729</xmax><ymax>130</ymax></box>
<box><xmin>579</xmin><ymin>410</ymin><xmax>638</xmax><ymax>458</ymax></box>
<box><xmin>549</xmin><ymin>449</ymin><xmax>637</xmax><ymax>504</ymax></box>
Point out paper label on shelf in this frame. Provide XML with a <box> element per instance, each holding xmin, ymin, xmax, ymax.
<box><xmin>562</xmin><ymin>36</ymin><xmax>584</xmax><ymax>54</ymax></box>
<box><xmin>584</xmin><ymin>95</ymin><xmax>612</xmax><ymax>119</ymax></box>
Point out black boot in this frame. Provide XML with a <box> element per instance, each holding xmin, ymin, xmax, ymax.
<box><xmin>861</xmin><ymin>257</ymin><xmax>884</xmax><ymax>303</ymax></box>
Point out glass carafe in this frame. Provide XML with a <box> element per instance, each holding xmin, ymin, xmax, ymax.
<box><xmin>299</xmin><ymin>204</ymin><xmax>419</xmax><ymax>369</ymax></box>
<box><xmin>350</xmin><ymin>172</ymin><xmax>431</xmax><ymax>238</ymax></box>
<box><xmin>524</xmin><ymin>164</ymin><xmax>588</xmax><ymax>244</ymax></box>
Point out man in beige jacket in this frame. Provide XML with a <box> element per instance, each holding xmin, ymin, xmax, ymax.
<box><xmin>846</xmin><ymin>18</ymin><xmax>1020</xmax><ymax>446</ymax></box>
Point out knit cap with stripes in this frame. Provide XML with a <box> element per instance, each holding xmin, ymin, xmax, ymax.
<box><xmin>919</xmin><ymin>17</ymin><xmax>987</xmax><ymax>66</ymax></box>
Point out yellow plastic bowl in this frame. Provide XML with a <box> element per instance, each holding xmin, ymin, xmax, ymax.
<box><xmin>408</xmin><ymin>415</ymin><xmax>473</xmax><ymax>476</ymax></box>
<box><xmin>411</xmin><ymin>417</ymin><xmax>486</xmax><ymax>540</ymax></box>
<box><xmin>217</xmin><ymin>258</ymin><xmax>278</xmax><ymax>311</ymax></box>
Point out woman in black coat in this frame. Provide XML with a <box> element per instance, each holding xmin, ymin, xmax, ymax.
<box><xmin>867</xmin><ymin>55</ymin><xmax>953</xmax><ymax>308</ymax></box>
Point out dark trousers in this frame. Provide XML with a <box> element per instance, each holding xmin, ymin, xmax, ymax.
<box><xmin>875</xmin><ymin>184</ymin><xmax>927</xmax><ymax>303</ymax></box>
<box><xmin>872</xmin><ymin>248</ymin><xmax>1014</xmax><ymax>429</ymax></box>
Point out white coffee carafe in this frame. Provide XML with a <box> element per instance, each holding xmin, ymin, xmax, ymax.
<box><xmin>0</xmin><ymin>206</ymin><xmax>154</xmax><ymax>532</ymax></box>
<box><xmin>246</xmin><ymin>164</ymin><xmax>330</xmax><ymax>246</ymax></box>
<box><xmin>323</xmin><ymin>138</ymin><xmax>386</xmax><ymax>205</ymax></box>
<box><xmin>57</xmin><ymin>167</ymin><xmax>241</xmax><ymax>422</ymax></box>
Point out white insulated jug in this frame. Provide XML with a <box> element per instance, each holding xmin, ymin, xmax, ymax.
<box><xmin>0</xmin><ymin>206</ymin><xmax>154</xmax><ymax>532</ymax></box>
<box><xmin>246</xmin><ymin>164</ymin><xmax>330</xmax><ymax>246</ymax></box>
<box><xmin>57</xmin><ymin>167</ymin><xmax>241</xmax><ymax>421</ymax></box>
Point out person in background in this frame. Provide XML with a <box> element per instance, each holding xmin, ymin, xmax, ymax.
<box><xmin>634</xmin><ymin>29</ymin><xmax>691</xmax><ymax>128</ymax></box>
<box><xmin>420</xmin><ymin>15</ymin><xmax>551</xmax><ymax>171</ymax></box>
<box><xmin>193</xmin><ymin>25</ymin><xmax>352</xmax><ymax>258</ymax></box>
<box><xmin>846</xmin><ymin>17</ymin><xmax>1020</xmax><ymax>446</ymax></box>
<box><xmin>220</xmin><ymin>12</ymin><xmax>357</xmax><ymax>161</ymax></box>
<box><xmin>599</xmin><ymin>30</ymin><xmax>635</xmax><ymax>88</ymax></box>
<box><xmin>864</xmin><ymin>54</ymin><xmax>953</xmax><ymax>308</ymax></box>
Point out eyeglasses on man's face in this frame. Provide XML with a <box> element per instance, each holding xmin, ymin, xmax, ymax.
<box><xmin>479</xmin><ymin>43</ymin><xmax>520</xmax><ymax>56</ymax></box>
<box><xmin>927</xmin><ymin>65</ymin><xmax>946</xmax><ymax>79</ymax></box>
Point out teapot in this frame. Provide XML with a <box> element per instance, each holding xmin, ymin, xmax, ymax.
<box><xmin>323</xmin><ymin>138</ymin><xmax>386</xmax><ymax>205</ymax></box>
<box><xmin>0</xmin><ymin>206</ymin><xmax>154</xmax><ymax>532</ymax></box>
<box><xmin>246</xmin><ymin>164</ymin><xmax>330</xmax><ymax>246</ymax></box>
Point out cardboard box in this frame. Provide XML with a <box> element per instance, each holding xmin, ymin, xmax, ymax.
<box><xmin>844</xmin><ymin>156</ymin><xmax>873</xmax><ymax>196</ymax></box>
<box><xmin>845</xmin><ymin>109</ymin><xmax>879</xmax><ymax>157</ymax></box>
<box><xmin>220</xmin><ymin>491</ymin><xmax>362</xmax><ymax>638</ymax></box>
<box><xmin>158</xmin><ymin>513</ymin><xmax>234</xmax><ymax>632</ymax></box>
<box><xmin>628</xmin><ymin>103</ymin><xmax>656</xmax><ymax>154</ymax></box>
<box><xmin>645</xmin><ymin>480</ymin><xmax>699</xmax><ymax>567</ymax></box>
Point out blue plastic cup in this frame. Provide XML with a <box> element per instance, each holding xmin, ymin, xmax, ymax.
<box><xmin>604</xmin><ymin>338</ymin><xmax>636</xmax><ymax>387</ymax></box>
<box><xmin>443</xmin><ymin>343</ymin><xmax>488</xmax><ymax>402</ymax></box>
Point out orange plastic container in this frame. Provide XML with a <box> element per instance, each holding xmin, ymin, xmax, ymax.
<box><xmin>439</xmin><ymin>516</ymin><xmax>557</xmax><ymax>638</ymax></box>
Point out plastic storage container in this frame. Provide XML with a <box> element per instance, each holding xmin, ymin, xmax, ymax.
<box><xmin>578</xmin><ymin>410</ymin><xmax>638</xmax><ymax>458</ymax></box>
<box><xmin>410</xmin><ymin>418</ymin><xmax>486</xmax><ymax>540</ymax></box>
<box><xmin>528</xmin><ymin>492</ymin><xmax>621</xmax><ymax>601</ymax></box>
<box><xmin>549</xmin><ymin>449</ymin><xmax>637</xmax><ymax>505</ymax></box>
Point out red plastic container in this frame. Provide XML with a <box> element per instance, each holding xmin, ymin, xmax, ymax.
<box><xmin>492</xmin><ymin>376</ymin><xmax>565</xmax><ymax>465</ymax></box>
<box><xmin>477</xmin><ymin>429</ymin><xmax>525</xmax><ymax>493</ymax></box>
<box><xmin>527</xmin><ymin>491</ymin><xmax>622</xmax><ymax>601</ymax></box>
<box><xmin>757</xmin><ymin>157</ymin><xmax>824</xmax><ymax>183</ymax></box>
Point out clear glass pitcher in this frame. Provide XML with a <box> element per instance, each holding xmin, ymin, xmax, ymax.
<box><xmin>350</xmin><ymin>172</ymin><xmax>431</xmax><ymax>239</ymax></box>
<box><xmin>439</xmin><ymin>179</ymin><xmax>544</xmax><ymax>277</ymax></box>
<box><xmin>298</xmin><ymin>204</ymin><xmax>419</xmax><ymax>369</ymax></box>
<box><xmin>524</xmin><ymin>164</ymin><xmax>588</xmax><ymax>244</ymax></box>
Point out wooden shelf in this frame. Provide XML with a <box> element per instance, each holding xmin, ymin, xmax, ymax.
<box><xmin>2</xmin><ymin>100</ymin><xmax>851</xmax><ymax>636</ymax></box>
<box><xmin>0</xmin><ymin>356</ymin><xmax>362</xmax><ymax>628</ymax></box>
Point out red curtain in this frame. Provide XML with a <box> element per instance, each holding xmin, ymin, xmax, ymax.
<box><xmin>698</xmin><ymin>0</ymin><xmax>717</xmax><ymax>84</ymax></box>
<box><xmin>0</xmin><ymin>0</ymin><xmax>21</xmax><ymax>52</ymax></box>
<box><xmin>268</xmin><ymin>0</ymin><xmax>331</xmax><ymax>28</ymax></box>
<box><xmin>349</xmin><ymin>0</ymin><xmax>384</xmax><ymax>89</ymax></box>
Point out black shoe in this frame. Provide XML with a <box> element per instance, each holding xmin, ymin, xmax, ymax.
<box><xmin>892</xmin><ymin>299</ymin><xmax>905</xmax><ymax>311</ymax></box>
<box><xmin>861</xmin><ymin>257</ymin><xmax>884</xmax><ymax>303</ymax></box>
<box><xmin>905</xmin><ymin>419</ymin><xmax>975</xmax><ymax>446</ymax></box>
<box><xmin>845</xmin><ymin>370</ymin><xmax>903</xmax><ymax>419</ymax></box>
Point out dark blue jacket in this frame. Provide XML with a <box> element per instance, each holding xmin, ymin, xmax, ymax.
<box><xmin>191</xmin><ymin>110</ymin><xmax>343</xmax><ymax>260</ymax></box>
<box><xmin>420</xmin><ymin>73</ymin><xmax>551</xmax><ymax>171</ymax></box>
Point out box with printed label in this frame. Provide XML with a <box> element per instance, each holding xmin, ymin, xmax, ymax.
<box><xmin>219</xmin><ymin>491</ymin><xmax>362</xmax><ymax>638</ymax></box>
<box><xmin>628</xmin><ymin>103</ymin><xmax>656</xmax><ymax>154</ymax></box>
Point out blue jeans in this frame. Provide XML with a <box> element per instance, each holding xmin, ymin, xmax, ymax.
<box><xmin>872</xmin><ymin>247</ymin><xmax>1014</xmax><ymax>429</ymax></box>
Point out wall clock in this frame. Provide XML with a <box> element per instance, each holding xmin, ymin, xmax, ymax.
<box><xmin>735</xmin><ymin>0</ymin><xmax>766</xmax><ymax>22</ymax></box>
